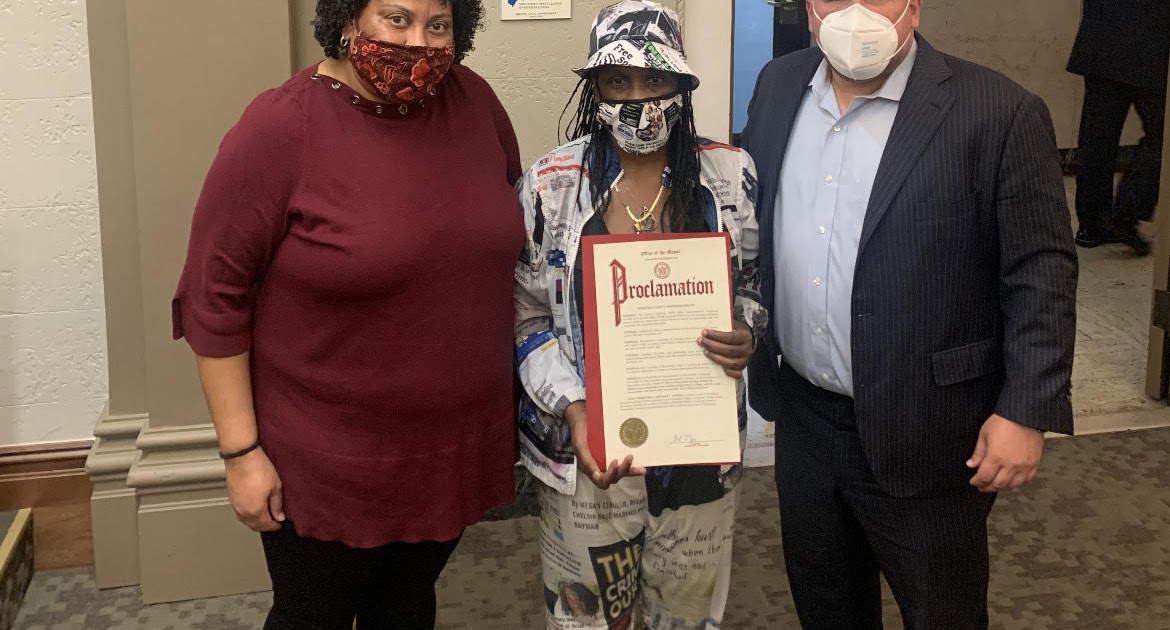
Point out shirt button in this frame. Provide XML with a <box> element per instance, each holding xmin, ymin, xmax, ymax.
<box><xmin>825</xmin><ymin>175</ymin><xmax>834</xmax><ymax>184</ymax></box>
<box><xmin>833</xmin><ymin>125</ymin><xmax>842</xmax><ymax>132</ymax></box>
<box><xmin>822</xmin><ymin>373</ymin><xmax>830</xmax><ymax>381</ymax></box>
<box><xmin>815</xmin><ymin>327</ymin><xmax>823</xmax><ymax>335</ymax></box>
<box><xmin>818</xmin><ymin>226</ymin><xmax>827</xmax><ymax>234</ymax></box>
<box><xmin>813</xmin><ymin>277</ymin><xmax>823</xmax><ymax>286</ymax></box>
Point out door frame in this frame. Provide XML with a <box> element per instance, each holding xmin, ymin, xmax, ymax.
<box><xmin>1144</xmin><ymin>55</ymin><xmax>1170</xmax><ymax>400</ymax></box>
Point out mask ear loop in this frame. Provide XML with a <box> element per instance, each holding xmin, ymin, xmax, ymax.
<box><xmin>887</xmin><ymin>28</ymin><xmax>914</xmax><ymax>61</ymax></box>
<box><xmin>810</xmin><ymin>4</ymin><xmax>828</xmax><ymax>51</ymax></box>
<box><xmin>892</xmin><ymin>0</ymin><xmax>913</xmax><ymax>26</ymax></box>
<box><xmin>883</xmin><ymin>1</ymin><xmax>916</xmax><ymax>66</ymax></box>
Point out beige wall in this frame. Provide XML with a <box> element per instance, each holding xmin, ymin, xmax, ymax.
<box><xmin>921</xmin><ymin>0</ymin><xmax>1143</xmax><ymax>148</ymax></box>
<box><xmin>292</xmin><ymin>0</ymin><xmax>321</xmax><ymax>71</ymax></box>
<box><xmin>121</xmin><ymin>0</ymin><xmax>295</xmax><ymax>430</ymax></box>
<box><xmin>682</xmin><ymin>0</ymin><xmax>734</xmax><ymax>142</ymax></box>
<box><xmin>471</xmin><ymin>0</ymin><xmax>680</xmax><ymax>167</ymax></box>
<box><xmin>88</xmin><ymin>0</ymin><xmax>148</xmax><ymax>421</ymax></box>
<box><xmin>292</xmin><ymin>1</ymin><xmax>1136</xmax><ymax>158</ymax></box>
<box><xmin>0</xmin><ymin>0</ymin><xmax>108</xmax><ymax>446</ymax></box>
<box><xmin>289</xmin><ymin>0</ymin><xmax>688</xmax><ymax>167</ymax></box>
<box><xmin>83</xmin><ymin>1</ymin><xmax>295</xmax><ymax>600</ymax></box>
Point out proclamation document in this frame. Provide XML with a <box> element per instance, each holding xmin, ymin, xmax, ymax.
<box><xmin>582</xmin><ymin>233</ymin><xmax>741</xmax><ymax>468</ymax></box>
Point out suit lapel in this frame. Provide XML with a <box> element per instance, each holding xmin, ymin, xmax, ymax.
<box><xmin>756</xmin><ymin>51</ymin><xmax>823</xmax><ymax>236</ymax></box>
<box><xmin>858</xmin><ymin>37</ymin><xmax>955</xmax><ymax>257</ymax></box>
<box><xmin>751</xmin><ymin>50</ymin><xmax>823</xmax><ymax>349</ymax></box>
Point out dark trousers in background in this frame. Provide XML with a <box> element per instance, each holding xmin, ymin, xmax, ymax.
<box><xmin>260</xmin><ymin>521</ymin><xmax>461</xmax><ymax>630</ymax></box>
<box><xmin>772</xmin><ymin>362</ymin><xmax>996</xmax><ymax>630</ymax></box>
<box><xmin>1075</xmin><ymin>75</ymin><xmax>1166</xmax><ymax>231</ymax></box>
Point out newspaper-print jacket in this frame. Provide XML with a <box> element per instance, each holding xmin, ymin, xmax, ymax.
<box><xmin>514</xmin><ymin>136</ymin><xmax>768</xmax><ymax>496</ymax></box>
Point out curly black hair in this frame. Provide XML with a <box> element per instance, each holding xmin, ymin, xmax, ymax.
<box><xmin>313</xmin><ymin>0</ymin><xmax>484</xmax><ymax>63</ymax></box>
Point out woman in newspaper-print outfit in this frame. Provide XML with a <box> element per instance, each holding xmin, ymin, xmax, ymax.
<box><xmin>513</xmin><ymin>2</ymin><xmax>768</xmax><ymax>628</ymax></box>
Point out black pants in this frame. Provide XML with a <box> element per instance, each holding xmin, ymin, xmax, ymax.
<box><xmin>260</xmin><ymin>521</ymin><xmax>461</xmax><ymax>630</ymax></box>
<box><xmin>773</xmin><ymin>363</ymin><xmax>996</xmax><ymax>630</ymax></box>
<box><xmin>1075</xmin><ymin>75</ymin><xmax>1166</xmax><ymax>230</ymax></box>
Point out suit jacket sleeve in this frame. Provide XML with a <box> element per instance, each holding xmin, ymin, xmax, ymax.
<box><xmin>994</xmin><ymin>93</ymin><xmax>1077</xmax><ymax>434</ymax></box>
<box><xmin>740</xmin><ymin>61</ymin><xmax>774</xmax><ymax>151</ymax></box>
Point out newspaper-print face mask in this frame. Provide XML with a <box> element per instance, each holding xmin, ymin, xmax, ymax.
<box><xmin>596</xmin><ymin>93</ymin><xmax>683</xmax><ymax>154</ymax></box>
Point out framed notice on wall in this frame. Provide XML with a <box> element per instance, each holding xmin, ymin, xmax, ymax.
<box><xmin>501</xmin><ymin>0</ymin><xmax>572</xmax><ymax>20</ymax></box>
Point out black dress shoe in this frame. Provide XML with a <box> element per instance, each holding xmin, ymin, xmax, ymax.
<box><xmin>1074</xmin><ymin>225</ymin><xmax>1126</xmax><ymax>248</ymax></box>
<box><xmin>1120</xmin><ymin>226</ymin><xmax>1152</xmax><ymax>257</ymax></box>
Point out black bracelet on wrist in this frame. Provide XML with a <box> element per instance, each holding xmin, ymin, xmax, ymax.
<box><xmin>219</xmin><ymin>439</ymin><xmax>262</xmax><ymax>461</ymax></box>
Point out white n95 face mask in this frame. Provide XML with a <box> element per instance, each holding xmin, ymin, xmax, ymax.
<box><xmin>813</xmin><ymin>0</ymin><xmax>912</xmax><ymax>81</ymax></box>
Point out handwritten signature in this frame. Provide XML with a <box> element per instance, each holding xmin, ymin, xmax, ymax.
<box><xmin>670</xmin><ymin>434</ymin><xmax>711</xmax><ymax>447</ymax></box>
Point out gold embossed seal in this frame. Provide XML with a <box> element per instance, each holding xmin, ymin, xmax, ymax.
<box><xmin>619</xmin><ymin>417</ymin><xmax>649</xmax><ymax>448</ymax></box>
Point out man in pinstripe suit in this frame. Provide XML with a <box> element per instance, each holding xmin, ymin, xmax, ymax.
<box><xmin>742</xmin><ymin>1</ymin><xmax>1078</xmax><ymax>628</ymax></box>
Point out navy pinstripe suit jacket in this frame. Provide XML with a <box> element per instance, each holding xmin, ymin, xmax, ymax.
<box><xmin>744</xmin><ymin>36</ymin><xmax>1078</xmax><ymax>497</ymax></box>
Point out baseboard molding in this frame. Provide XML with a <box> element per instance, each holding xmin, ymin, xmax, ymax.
<box><xmin>128</xmin><ymin>422</ymin><xmax>222</xmax><ymax>490</ymax></box>
<box><xmin>0</xmin><ymin>441</ymin><xmax>94</xmax><ymax>570</ymax></box>
<box><xmin>87</xmin><ymin>411</ymin><xmax>147</xmax><ymax>588</ymax></box>
<box><xmin>1069</xmin><ymin>406</ymin><xmax>1170</xmax><ymax>436</ymax></box>
<box><xmin>0</xmin><ymin>509</ymin><xmax>34</xmax><ymax>630</ymax></box>
<box><xmin>87</xmin><ymin>412</ymin><xmax>146</xmax><ymax>478</ymax></box>
<box><xmin>85</xmin><ymin>416</ymin><xmax>268</xmax><ymax>598</ymax></box>
<box><xmin>135</xmin><ymin>422</ymin><xmax>221</xmax><ymax>453</ymax></box>
<box><xmin>137</xmin><ymin>494</ymin><xmax>269</xmax><ymax>604</ymax></box>
<box><xmin>127</xmin><ymin>421</ymin><xmax>268</xmax><ymax>603</ymax></box>
<box><xmin>0</xmin><ymin>440</ymin><xmax>92</xmax><ymax>477</ymax></box>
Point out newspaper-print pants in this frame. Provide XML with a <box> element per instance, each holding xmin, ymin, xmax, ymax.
<box><xmin>537</xmin><ymin>467</ymin><xmax>740</xmax><ymax>630</ymax></box>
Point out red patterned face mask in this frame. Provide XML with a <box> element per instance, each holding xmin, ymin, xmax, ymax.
<box><xmin>347</xmin><ymin>32</ymin><xmax>456</xmax><ymax>105</ymax></box>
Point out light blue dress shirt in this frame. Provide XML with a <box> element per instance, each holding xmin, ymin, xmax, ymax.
<box><xmin>774</xmin><ymin>42</ymin><xmax>919</xmax><ymax>396</ymax></box>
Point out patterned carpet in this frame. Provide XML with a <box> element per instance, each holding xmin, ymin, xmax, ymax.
<box><xmin>13</xmin><ymin>426</ymin><xmax>1170</xmax><ymax>630</ymax></box>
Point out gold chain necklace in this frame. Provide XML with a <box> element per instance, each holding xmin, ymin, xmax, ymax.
<box><xmin>611</xmin><ymin>179</ymin><xmax>666</xmax><ymax>234</ymax></box>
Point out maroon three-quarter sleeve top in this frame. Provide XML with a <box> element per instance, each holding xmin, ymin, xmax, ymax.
<box><xmin>173</xmin><ymin>65</ymin><xmax>524</xmax><ymax>548</ymax></box>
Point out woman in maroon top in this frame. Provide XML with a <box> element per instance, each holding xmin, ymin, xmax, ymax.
<box><xmin>172</xmin><ymin>0</ymin><xmax>521</xmax><ymax>627</ymax></box>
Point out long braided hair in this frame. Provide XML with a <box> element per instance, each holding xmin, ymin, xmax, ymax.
<box><xmin>558</xmin><ymin>76</ymin><xmax>707</xmax><ymax>233</ymax></box>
